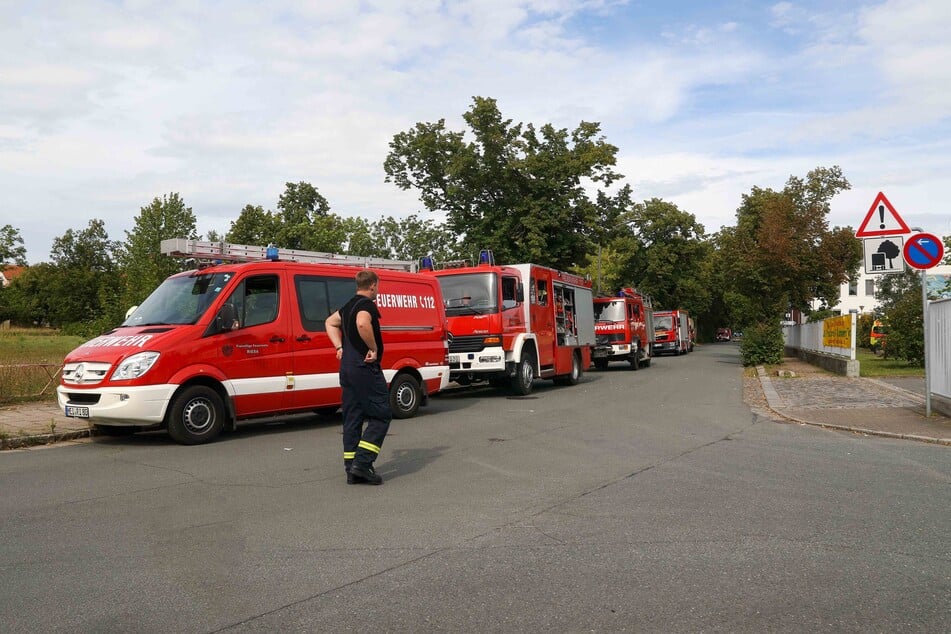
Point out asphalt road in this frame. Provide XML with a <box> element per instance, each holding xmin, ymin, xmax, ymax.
<box><xmin>1</xmin><ymin>345</ymin><xmax>948</xmax><ymax>632</ymax></box>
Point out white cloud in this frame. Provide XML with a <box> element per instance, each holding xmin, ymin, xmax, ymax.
<box><xmin>1</xmin><ymin>0</ymin><xmax>949</xmax><ymax>265</ymax></box>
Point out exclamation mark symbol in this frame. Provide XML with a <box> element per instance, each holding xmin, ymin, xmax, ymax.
<box><xmin>879</xmin><ymin>205</ymin><xmax>886</xmax><ymax>229</ymax></box>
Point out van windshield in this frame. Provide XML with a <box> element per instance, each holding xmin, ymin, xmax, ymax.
<box><xmin>594</xmin><ymin>300</ymin><xmax>625</xmax><ymax>322</ymax></box>
<box><xmin>654</xmin><ymin>315</ymin><xmax>673</xmax><ymax>330</ymax></box>
<box><xmin>124</xmin><ymin>271</ymin><xmax>234</xmax><ymax>326</ymax></box>
<box><xmin>437</xmin><ymin>272</ymin><xmax>498</xmax><ymax>315</ymax></box>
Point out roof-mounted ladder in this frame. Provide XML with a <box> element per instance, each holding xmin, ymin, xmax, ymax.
<box><xmin>160</xmin><ymin>239</ymin><xmax>417</xmax><ymax>272</ymax></box>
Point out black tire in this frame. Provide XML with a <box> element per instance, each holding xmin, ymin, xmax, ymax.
<box><xmin>642</xmin><ymin>350</ymin><xmax>652</xmax><ymax>368</ymax></box>
<box><xmin>389</xmin><ymin>373</ymin><xmax>421</xmax><ymax>419</ymax></box>
<box><xmin>629</xmin><ymin>345</ymin><xmax>640</xmax><ymax>371</ymax></box>
<box><xmin>93</xmin><ymin>424</ymin><xmax>137</xmax><ymax>437</ymax></box>
<box><xmin>511</xmin><ymin>352</ymin><xmax>535</xmax><ymax>395</ymax></box>
<box><xmin>555</xmin><ymin>351</ymin><xmax>583</xmax><ymax>385</ymax></box>
<box><xmin>593</xmin><ymin>358</ymin><xmax>608</xmax><ymax>370</ymax></box>
<box><xmin>167</xmin><ymin>385</ymin><xmax>225</xmax><ymax>445</ymax></box>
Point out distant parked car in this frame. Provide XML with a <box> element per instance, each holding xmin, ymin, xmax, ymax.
<box><xmin>715</xmin><ymin>328</ymin><xmax>732</xmax><ymax>342</ymax></box>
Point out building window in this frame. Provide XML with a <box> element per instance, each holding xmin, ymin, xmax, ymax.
<box><xmin>865</xmin><ymin>279</ymin><xmax>876</xmax><ymax>296</ymax></box>
<box><xmin>848</xmin><ymin>281</ymin><xmax>858</xmax><ymax>296</ymax></box>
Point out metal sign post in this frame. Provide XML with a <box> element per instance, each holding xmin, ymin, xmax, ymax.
<box><xmin>922</xmin><ymin>267</ymin><xmax>931</xmax><ymax>417</ymax></box>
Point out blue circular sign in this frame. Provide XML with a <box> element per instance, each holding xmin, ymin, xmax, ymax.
<box><xmin>903</xmin><ymin>232</ymin><xmax>944</xmax><ymax>270</ymax></box>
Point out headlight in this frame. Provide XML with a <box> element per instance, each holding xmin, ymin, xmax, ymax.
<box><xmin>111</xmin><ymin>351</ymin><xmax>160</xmax><ymax>381</ymax></box>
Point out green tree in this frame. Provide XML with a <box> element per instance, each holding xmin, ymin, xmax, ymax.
<box><xmin>1</xmin><ymin>224</ymin><xmax>28</xmax><ymax>266</ymax></box>
<box><xmin>118</xmin><ymin>193</ymin><xmax>198</xmax><ymax>309</ymax></box>
<box><xmin>384</xmin><ymin>96</ymin><xmax>622</xmax><ymax>270</ymax></box>
<box><xmin>874</xmin><ymin>269</ymin><xmax>925</xmax><ymax>364</ymax></box>
<box><xmin>275</xmin><ymin>182</ymin><xmax>332</xmax><ymax>250</ymax></box>
<box><xmin>620</xmin><ymin>198</ymin><xmax>712</xmax><ymax>317</ymax></box>
<box><xmin>721</xmin><ymin>166</ymin><xmax>860</xmax><ymax>327</ymax></box>
<box><xmin>573</xmin><ymin>185</ymin><xmax>639</xmax><ymax>295</ymax></box>
<box><xmin>1</xmin><ymin>263</ymin><xmax>56</xmax><ymax>326</ymax></box>
<box><xmin>370</xmin><ymin>214</ymin><xmax>461</xmax><ymax>261</ymax></box>
<box><xmin>719</xmin><ymin>166</ymin><xmax>860</xmax><ymax>364</ymax></box>
<box><xmin>49</xmin><ymin>219</ymin><xmax>125</xmax><ymax>333</ymax></box>
<box><xmin>225</xmin><ymin>205</ymin><xmax>280</xmax><ymax>245</ymax></box>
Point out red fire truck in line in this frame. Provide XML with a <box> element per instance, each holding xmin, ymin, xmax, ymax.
<box><xmin>652</xmin><ymin>309</ymin><xmax>694</xmax><ymax>355</ymax></box>
<box><xmin>591</xmin><ymin>287</ymin><xmax>655</xmax><ymax>370</ymax></box>
<box><xmin>57</xmin><ymin>240</ymin><xmax>450</xmax><ymax>444</ymax></box>
<box><xmin>422</xmin><ymin>251</ymin><xmax>595</xmax><ymax>395</ymax></box>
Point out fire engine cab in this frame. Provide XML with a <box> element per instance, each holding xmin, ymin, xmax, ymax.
<box><xmin>56</xmin><ymin>239</ymin><xmax>450</xmax><ymax>444</ymax></box>
<box><xmin>652</xmin><ymin>309</ymin><xmax>694</xmax><ymax>355</ymax></box>
<box><xmin>421</xmin><ymin>251</ymin><xmax>595</xmax><ymax>395</ymax></box>
<box><xmin>592</xmin><ymin>287</ymin><xmax>655</xmax><ymax>370</ymax></box>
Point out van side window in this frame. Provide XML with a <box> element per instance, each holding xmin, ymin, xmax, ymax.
<box><xmin>296</xmin><ymin>275</ymin><xmax>355</xmax><ymax>332</ymax></box>
<box><xmin>536</xmin><ymin>279</ymin><xmax>548</xmax><ymax>306</ymax></box>
<box><xmin>501</xmin><ymin>276</ymin><xmax>518</xmax><ymax>310</ymax></box>
<box><xmin>225</xmin><ymin>275</ymin><xmax>279</xmax><ymax>328</ymax></box>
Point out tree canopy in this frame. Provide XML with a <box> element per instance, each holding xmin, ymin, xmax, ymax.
<box><xmin>1</xmin><ymin>224</ymin><xmax>27</xmax><ymax>267</ymax></box>
<box><xmin>719</xmin><ymin>166</ymin><xmax>861</xmax><ymax>328</ymax></box>
<box><xmin>384</xmin><ymin>96</ymin><xmax>622</xmax><ymax>270</ymax></box>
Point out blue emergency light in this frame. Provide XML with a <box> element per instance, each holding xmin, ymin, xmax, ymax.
<box><xmin>419</xmin><ymin>255</ymin><xmax>435</xmax><ymax>271</ymax></box>
<box><xmin>478</xmin><ymin>249</ymin><xmax>495</xmax><ymax>266</ymax></box>
<box><xmin>266</xmin><ymin>245</ymin><xmax>279</xmax><ymax>261</ymax></box>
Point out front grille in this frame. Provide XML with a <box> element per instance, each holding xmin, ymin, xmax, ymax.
<box><xmin>449</xmin><ymin>335</ymin><xmax>487</xmax><ymax>354</ymax></box>
<box><xmin>61</xmin><ymin>362</ymin><xmax>112</xmax><ymax>385</ymax></box>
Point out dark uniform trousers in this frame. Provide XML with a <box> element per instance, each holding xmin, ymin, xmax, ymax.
<box><xmin>340</xmin><ymin>345</ymin><xmax>392</xmax><ymax>471</ymax></box>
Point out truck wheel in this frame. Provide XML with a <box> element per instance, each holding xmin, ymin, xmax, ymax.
<box><xmin>167</xmin><ymin>385</ymin><xmax>225</xmax><ymax>445</ymax></box>
<box><xmin>629</xmin><ymin>347</ymin><xmax>640</xmax><ymax>371</ymax></box>
<box><xmin>593</xmin><ymin>358</ymin><xmax>608</xmax><ymax>370</ymax></box>
<box><xmin>642</xmin><ymin>350</ymin><xmax>652</xmax><ymax>368</ymax></box>
<box><xmin>389</xmin><ymin>373</ymin><xmax>421</xmax><ymax>419</ymax></box>
<box><xmin>555</xmin><ymin>351</ymin><xmax>583</xmax><ymax>385</ymax></box>
<box><xmin>511</xmin><ymin>354</ymin><xmax>535</xmax><ymax>395</ymax></box>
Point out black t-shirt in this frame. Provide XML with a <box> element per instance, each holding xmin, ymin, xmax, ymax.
<box><xmin>340</xmin><ymin>294</ymin><xmax>383</xmax><ymax>362</ymax></box>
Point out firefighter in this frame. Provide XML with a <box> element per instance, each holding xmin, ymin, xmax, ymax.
<box><xmin>326</xmin><ymin>270</ymin><xmax>392</xmax><ymax>485</ymax></box>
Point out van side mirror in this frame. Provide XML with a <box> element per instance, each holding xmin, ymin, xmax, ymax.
<box><xmin>516</xmin><ymin>283</ymin><xmax>524</xmax><ymax>303</ymax></box>
<box><xmin>216</xmin><ymin>303</ymin><xmax>239</xmax><ymax>332</ymax></box>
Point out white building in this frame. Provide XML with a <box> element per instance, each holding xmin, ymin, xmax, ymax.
<box><xmin>816</xmin><ymin>264</ymin><xmax>951</xmax><ymax>316</ymax></box>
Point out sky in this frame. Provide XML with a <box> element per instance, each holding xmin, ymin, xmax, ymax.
<box><xmin>2</xmin><ymin>0</ymin><xmax>949</xmax><ymax>264</ymax></box>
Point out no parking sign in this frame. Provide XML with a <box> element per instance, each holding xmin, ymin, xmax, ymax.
<box><xmin>903</xmin><ymin>232</ymin><xmax>944</xmax><ymax>270</ymax></box>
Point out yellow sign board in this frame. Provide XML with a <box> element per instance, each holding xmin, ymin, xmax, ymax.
<box><xmin>822</xmin><ymin>315</ymin><xmax>852</xmax><ymax>348</ymax></box>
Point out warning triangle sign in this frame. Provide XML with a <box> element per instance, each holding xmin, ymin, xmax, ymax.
<box><xmin>855</xmin><ymin>192</ymin><xmax>911</xmax><ymax>237</ymax></box>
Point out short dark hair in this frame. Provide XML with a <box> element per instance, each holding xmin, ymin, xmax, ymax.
<box><xmin>355</xmin><ymin>269</ymin><xmax>379</xmax><ymax>290</ymax></box>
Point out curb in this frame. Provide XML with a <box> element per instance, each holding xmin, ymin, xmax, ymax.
<box><xmin>1</xmin><ymin>429</ymin><xmax>92</xmax><ymax>451</ymax></box>
<box><xmin>755</xmin><ymin>366</ymin><xmax>951</xmax><ymax>447</ymax></box>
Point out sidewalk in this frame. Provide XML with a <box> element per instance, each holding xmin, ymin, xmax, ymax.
<box><xmin>756</xmin><ymin>358</ymin><xmax>951</xmax><ymax>446</ymax></box>
<box><xmin>2</xmin><ymin>359</ymin><xmax>950</xmax><ymax>449</ymax></box>
<box><xmin>0</xmin><ymin>400</ymin><xmax>93</xmax><ymax>449</ymax></box>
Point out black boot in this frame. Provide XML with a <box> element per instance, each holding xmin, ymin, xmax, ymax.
<box><xmin>348</xmin><ymin>463</ymin><xmax>383</xmax><ymax>485</ymax></box>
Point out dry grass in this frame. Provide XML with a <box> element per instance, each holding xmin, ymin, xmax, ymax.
<box><xmin>0</xmin><ymin>328</ymin><xmax>85</xmax><ymax>403</ymax></box>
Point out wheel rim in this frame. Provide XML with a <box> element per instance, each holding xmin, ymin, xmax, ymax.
<box><xmin>394</xmin><ymin>380</ymin><xmax>417</xmax><ymax>412</ymax></box>
<box><xmin>572</xmin><ymin>356</ymin><xmax>580</xmax><ymax>379</ymax></box>
<box><xmin>182</xmin><ymin>398</ymin><xmax>216</xmax><ymax>435</ymax></box>
<box><xmin>521</xmin><ymin>359</ymin><xmax>533</xmax><ymax>386</ymax></box>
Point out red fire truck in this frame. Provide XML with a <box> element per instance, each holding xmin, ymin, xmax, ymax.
<box><xmin>652</xmin><ymin>309</ymin><xmax>694</xmax><ymax>355</ymax></box>
<box><xmin>56</xmin><ymin>240</ymin><xmax>450</xmax><ymax>444</ymax></box>
<box><xmin>592</xmin><ymin>287</ymin><xmax>655</xmax><ymax>370</ymax></box>
<box><xmin>422</xmin><ymin>251</ymin><xmax>594</xmax><ymax>395</ymax></box>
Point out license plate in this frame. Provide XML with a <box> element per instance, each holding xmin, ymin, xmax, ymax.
<box><xmin>65</xmin><ymin>405</ymin><xmax>90</xmax><ymax>418</ymax></box>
